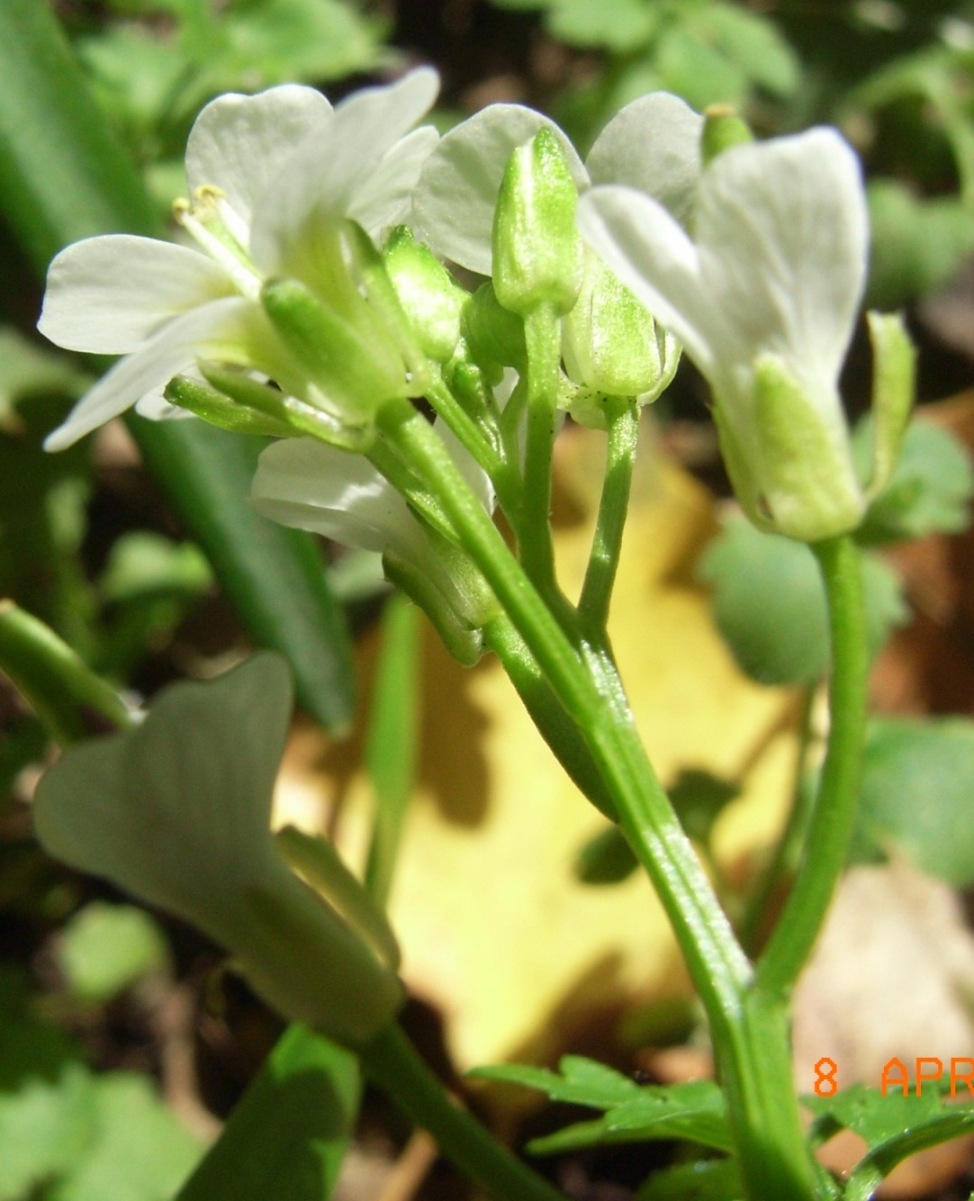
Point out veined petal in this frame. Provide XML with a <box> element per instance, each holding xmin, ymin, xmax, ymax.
<box><xmin>44</xmin><ymin>297</ymin><xmax>256</xmax><ymax>451</ymax></box>
<box><xmin>695</xmin><ymin>128</ymin><xmax>867</xmax><ymax>384</ymax></box>
<box><xmin>350</xmin><ymin>125</ymin><xmax>440</xmax><ymax>238</ymax></box>
<box><xmin>253</xmin><ymin>438</ymin><xmax>418</xmax><ymax>556</ymax></box>
<box><xmin>33</xmin><ymin>655</ymin><xmax>291</xmax><ymax>938</ymax></box>
<box><xmin>412</xmin><ymin>104</ymin><xmax>588</xmax><ymax>275</ymax></box>
<box><xmin>586</xmin><ymin>92</ymin><xmax>703</xmax><ymax>227</ymax></box>
<box><xmin>579</xmin><ymin>185</ymin><xmax>718</xmax><ymax>374</ymax></box>
<box><xmin>186</xmin><ymin>85</ymin><xmax>333</xmax><ymax>235</ymax></box>
<box><xmin>39</xmin><ymin>236</ymin><xmax>236</xmax><ymax>355</ymax></box>
<box><xmin>251</xmin><ymin>68</ymin><xmax>439</xmax><ymax>274</ymax></box>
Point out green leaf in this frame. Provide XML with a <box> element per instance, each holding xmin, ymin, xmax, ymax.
<box><xmin>214</xmin><ymin>0</ymin><xmax>385</xmax><ymax>88</ymax></box>
<box><xmin>698</xmin><ymin>519</ymin><xmax>908</xmax><ymax>685</ymax></box>
<box><xmin>574</xmin><ymin>824</ymin><xmax>638</xmax><ymax>885</ymax></box>
<box><xmin>854</xmin><ymin>418</ymin><xmax>974</xmax><ymax>544</ymax></box>
<box><xmin>0</xmin><ymin>0</ymin><xmax>356</xmax><ymax>730</ymax></box>
<box><xmin>655</xmin><ymin>25</ymin><xmax>746</xmax><ymax>110</ymax></box>
<box><xmin>175</xmin><ymin>1025</ymin><xmax>360</xmax><ymax>1201</ymax></box>
<box><xmin>700</xmin><ymin>3</ymin><xmax>799</xmax><ymax>97</ymax></box>
<box><xmin>866</xmin><ymin>180</ymin><xmax>974</xmax><ymax>308</ymax></box>
<box><xmin>0</xmin><ymin>982</ymin><xmax>95</xmax><ymax>1201</ymax></box>
<box><xmin>472</xmin><ymin>1055</ymin><xmax>640</xmax><ymax>1108</ymax></box>
<box><xmin>472</xmin><ymin>1058</ymin><xmax>730</xmax><ymax>1155</ymax></box>
<box><xmin>851</xmin><ymin>717</ymin><xmax>974</xmax><ymax>886</ymax></box>
<box><xmin>58</xmin><ymin>902</ymin><xmax>169</xmax><ymax>1003</ymax></box>
<box><xmin>547</xmin><ymin>0</ymin><xmax>659</xmax><ymax>52</ymax></box>
<box><xmin>803</xmin><ymin>1081</ymin><xmax>974</xmax><ymax>1201</ymax></box>
<box><xmin>51</xmin><ymin>1073</ymin><xmax>203</xmax><ymax>1201</ymax></box>
<box><xmin>637</xmin><ymin>1155</ymin><xmax>741</xmax><ymax>1200</ymax></box>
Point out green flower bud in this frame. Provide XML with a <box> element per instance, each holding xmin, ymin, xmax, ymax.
<box><xmin>462</xmin><ymin>282</ymin><xmax>526</xmax><ymax>374</ymax></box>
<box><xmin>701</xmin><ymin>105</ymin><xmax>754</xmax><ymax>165</ymax></box>
<box><xmin>492</xmin><ymin>129</ymin><xmax>582</xmax><ymax>317</ymax></box>
<box><xmin>261</xmin><ymin>276</ymin><xmax>411</xmax><ymax>424</ymax></box>
<box><xmin>383</xmin><ymin>226</ymin><xmax>466</xmax><ymax>362</ymax></box>
<box><xmin>562</xmin><ymin>248</ymin><xmax>680</xmax><ymax>427</ymax></box>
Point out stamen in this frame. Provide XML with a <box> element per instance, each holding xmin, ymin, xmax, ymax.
<box><xmin>173</xmin><ymin>193</ymin><xmax>262</xmax><ymax>303</ymax></box>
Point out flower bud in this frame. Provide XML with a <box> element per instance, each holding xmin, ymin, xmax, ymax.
<box><xmin>701</xmin><ymin>105</ymin><xmax>754</xmax><ymax>165</ymax></box>
<box><xmin>383</xmin><ymin>226</ymin><xmax>466</xmax><ymax>362</ymax></box>
<box><xmin>492</xmin><ymin>129</ymin><xmax>582</xmax><ymax>317</ymax></box>
<box><xmin>562</xmin><ymin>248</ymin><xmax>680</xmax><ymax>427</ymax></box>
<box><xmin>261</xmin><ymin>277</ymin><xmax>411</xmax><ymax>424</ymax></box>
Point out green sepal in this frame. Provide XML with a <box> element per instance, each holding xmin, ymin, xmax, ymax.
<box><xmin>864</xmin><ymin>310</ymin><xmax>915</xmax><ymax>501</ymax></box>
<box><xmin>562</xmin><ymin>249</ymin><xmax>680</xmax><ymax>423</ymax></box>
<box><xmin>165</xmin><ymin>373</ymin><xmax>295</xmax><ymax>438</ymax></box>
<box><xmin>717</xmin><ymin>353</ymin><xmax>865</xmax><ymax>542</ymax></box>
<box><xmin>383</xmin><ymin>225</ymin><xmax>465</xmax><ymax>363</ymax></box>
<box><xmin>382</xmin><ymin>552</ymin><xmax>484</xmax><ymax>668</ymax></box>
<box><xmin>275</xmin><ymin>825</ymin><xmax>401</xmax><ymax>971</ymax></box>
<box><xmin>492</xmin><ymin>129</ymin><xmax>582</xmax><ymax>318</ymax></box>
<box><xmin>261</xmin><ymin>277</ymin><xmax>407</xmax><ymax>423</ymax></box>
<box><xmin>462</xmin><ymin>282</ymin><xmax>526</xmax><ymax>374</ymax></box>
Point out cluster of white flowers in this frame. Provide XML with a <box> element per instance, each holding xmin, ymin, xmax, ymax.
<box><xmin>33</xmin><ymin>65</ymin><xmax>915</xmax><ymax>1047</ymax></box>
<box><xmin>40</xmin><ymin>64</ymin><xmax>908</xmax><ymax>550</ymax></box>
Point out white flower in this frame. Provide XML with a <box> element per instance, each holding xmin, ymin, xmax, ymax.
<box><xmin>33</xmin><ymin>654</ymin><xmax>402</xmax><ymax>1045</ymax></box>
<box><xmin>412</xmin><ymin>91</ymin><xmax>703</xmax><ymax>276</ymax></box>
<box><xmin>579</xmin><ymin>128</ymin><xmax>901</xmax><ymax>542</ymax></box>
<box><xmin>252</xmin><ymin>421</ymin><xmax>497</xmax><ymax>661</ymax></box>
<box><xmin>39</xmin><ymin>69</ymin><xmax>440</xmax><ymax>451</ymax></box>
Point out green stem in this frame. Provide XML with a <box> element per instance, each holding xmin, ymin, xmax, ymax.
<box><xmin>739</xmin><ymin>687</ymin><xmax>816</xmax><ymax>956</ymax></box>
<box><xmin>0</xmin><ymin>600</ymin><xmax>131</xmax><ymax>743</ymax></box>
<box><xmin>577</xmin><ymin>398</ymin><xmax>639</xmax><ymax>633</ymax></box>
<box><xmin>361</xmin><ymin>1024</ymin><xmax>567</xmax><ymax>1201</ymax></box>
<box><xmin>756</xmin><ymin>535</ymin><xmax>869</xmax><ymax>999</ymax></box>
<box><xmin>519</xmin><ymin>306</ymin><xmax>561</xmax><ymax>595</ymax></box>
<box><xmin>377</xmin><ymin>398</ymin><xmax>750</xmax><ymax>1017</ymax></box>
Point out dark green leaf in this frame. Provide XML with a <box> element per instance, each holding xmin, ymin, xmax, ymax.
<box><xmin>637</xmin><ymin>1156</ymin><xmax>741</xmax><ymax>1201</ymax></box>
<box><xmin>851</xmin><ymin>717</ymin><xmax>974</xmax><ymax>886</ymax></box>
<box><xmin>698</xmin><ymin>519</ymin><xmax>907</xmax><ymax>685</ymax></box>
<box><xmin>176</xmin><ymin>1025</ymin><xmax>360</xmax><ymax>1201</ymax></box>
<box><xmin>574</xmin><ymin>824</ymin><xmax>638</xmax><ymax>885</ymax></box>
<box><xmin>854</xmin><ymin>417</ymin><xmax>974</xmax><ymax>544</ymax></box>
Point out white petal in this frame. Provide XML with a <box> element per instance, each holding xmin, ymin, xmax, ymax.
<box><xmin>586</xmin><ymin>91</ymin><xmax>703</xmax><ymax>226</ymax></box>
<box><xmin>253</xmin><ymin>438</ymin><xmax>418</xmax><ymax>555</ymax></box>
<box><xmin>186</xmin><ymin>85</ymin><xmax>334</xmax><ymax>235</ymax></box>
<box><xmin>39</xmin><ymin>236</ymin><xmax>236</xmax><ymax>354</ymax></box>
<box><xmin>412</xmin><ymin>104</ymin><xmax>588</xmax><ymax>275</ymax></box>
<box><xmin>579</xmin><ymin>185</ymin><xmax>718</xmax><ymax>374</ymax></box>
<box><xmin>251</xmin><ymin>69</ymin><xmax>439</xmax><ymax>273</ymax></box>
<box><xmin>695</xmin><ymin>129</ymin><xmax>868</xmax><ymax>383</ymax></box>
<box><xmin>44</xmin><ymin>297</ymin><xmax>255</xmax><ymax>451</ymax></box>
<box><xmin>33</xmin><ymin>655</ymin><xmax>292</xmax><ymax>937</ymax></box>
<box><xmin>349</xmin><ymin>125</ymin><xmax>440</xmax><ymax>238</ymax></box>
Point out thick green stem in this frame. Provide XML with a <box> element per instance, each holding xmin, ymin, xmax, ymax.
<box><xmin>578</xmin><ymin>398</ymin><xmax>639</xmax><ymax>633</ymax></box>
<box><xmin>756</xmin><ymin>535</ymin><xmax>869</xmax><ymax>998</ymax></box>
<box><xmin>361</xmin><ymin>1024</ymin><xmax>566</xmax><ymax>1201</ymax></box>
